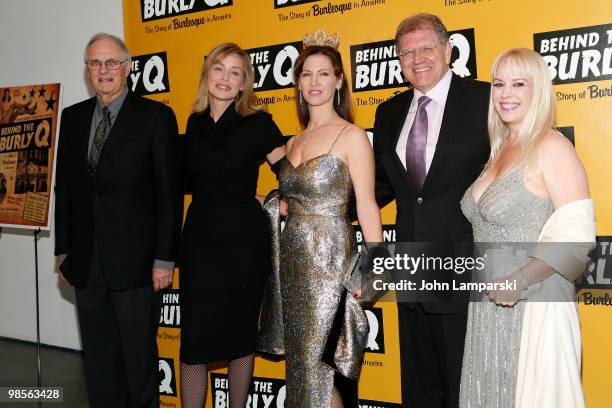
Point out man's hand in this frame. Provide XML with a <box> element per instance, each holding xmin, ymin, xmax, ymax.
<box><xmin>153</xmin><ymin>267</ymin><xmax>173</xmax><ymax>291</ymax></box>
<box><xmin>55</xmin><ymin>257</ymin><xmax>68</xmax><ymax>284</ymax></box>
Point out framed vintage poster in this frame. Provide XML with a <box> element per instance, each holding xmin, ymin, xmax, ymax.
<box><xmin>0</xmin><ymin>83</ymin><xmax>61</xmax><ymax>230</ymax></box>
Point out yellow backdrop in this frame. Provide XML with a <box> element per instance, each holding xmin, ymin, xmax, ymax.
<box><xmin>124</xmin><ymin>1</ymin><xmax>612</xmax><ymax>407</ymax></box>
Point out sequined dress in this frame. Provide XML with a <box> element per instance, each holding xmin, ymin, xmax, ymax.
<box><xmin>278</xmin><ymin>129</ymin><xmax>367</xmax><ymax>407</ymax></box>
<box><xmin>458</xmin><ymin>164</ymin><xmax>553</xmax><ymax>408</ymax></box>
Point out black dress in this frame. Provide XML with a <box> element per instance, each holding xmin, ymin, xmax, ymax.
<box><xmin>179</xmin><ymin>103</ymin><xmax>285</xmax><ymax>364</ymax></box>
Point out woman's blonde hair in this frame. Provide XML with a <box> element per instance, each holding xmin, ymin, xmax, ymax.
<box><xmin>487</xmin><ymin>48</ymin><xmax>555</xmax><ymax>167</ymax></box>
<box><xmin>193</xmin><ymin>43</ymin><xmax>261</xmax><ymax>116</ymax></box>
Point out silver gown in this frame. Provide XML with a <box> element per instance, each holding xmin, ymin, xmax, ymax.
<box><xmin>261</xmin><ymin>129</ymin><xmax>367</xmax><ymax>407</ymax></box>
<box><xmin>458</xmin><ymin>164</ymin><xmax>553</xmax><ymax>407</ymax></box>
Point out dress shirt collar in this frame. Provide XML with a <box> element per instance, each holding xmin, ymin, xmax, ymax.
<box><xmin>95</xmin><ymin>87</ymin><xmax>128</xmax><ymax>119</ymax></box>
<box><xmin>412</xmin><ymin>68</ymin><xmax>453</xmax><ymax>109</ymax></box>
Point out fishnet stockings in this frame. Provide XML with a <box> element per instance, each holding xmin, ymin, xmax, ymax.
<box><xmin>180</xmin><ymin>362</ymin><xmax>207</xmax><ymax>408</ymax></box>
<box><xmin>180</xmin><ymin>354</ymin><xmax>255</xmax><ymax>408</ymax></box>
<box><xmin>227</xmin><ymin>354</ymin><xmax>255</xmax><ymax>408</ymax></box>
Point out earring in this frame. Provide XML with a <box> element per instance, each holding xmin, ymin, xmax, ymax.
<box><xmin>299</xmin><ymin>90</ymin><xmax>303</xmax><ymax>106</ymax></box>
<box><xmin>336</xmin><ymin>88</ymin><xmax>341</xmax><ymax>107</ymax></box>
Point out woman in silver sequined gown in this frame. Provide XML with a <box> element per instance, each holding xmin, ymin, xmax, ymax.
<box><xmin>459</xmin><ymin>49</ymin><xmax>592</xmax><ymax>408</ymax></box>
<box><xmin>278</xmin><ymin>39</ymin><xmax>383</xmax><ymax>407</ymax></box>
<box><xmin>460</xmin><ymin>165</ymin><xmax>552</xmax><ymax>407</ymax></box>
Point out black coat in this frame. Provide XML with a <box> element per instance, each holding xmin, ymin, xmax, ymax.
<box><xmin>54</xmin><ymin>92</ymin><xmax>182</xmax><ymax>290</ymax></box>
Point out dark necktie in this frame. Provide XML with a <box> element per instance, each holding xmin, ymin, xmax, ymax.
<box><xmin>406</xmin><ymin>95</ymin><xmax>431</xmax><ymax>190</ymax></box>
<box><xmin>88</xmin><ymin>106</ymin><xmax>111</xmax><ymax>174</ymax></box>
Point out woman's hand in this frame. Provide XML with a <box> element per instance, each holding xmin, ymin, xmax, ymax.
<box><xmin>486</xmin><ymin>270</ymin><xmax>526</xmax><ymax>306</ymax></box>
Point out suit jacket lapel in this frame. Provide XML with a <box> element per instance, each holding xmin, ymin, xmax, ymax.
<box><xmin>423</xmin><ymin>75</ymin><xmax>467</xmax><ymax>188</ymax></box>
<box><xmin>80</xmin><ymin>98</ymin><xmax>96</xmax><ymax>164</ymax></box>
<box><xmin>99</xmin><ymin>92</ymin><xmax>134</xmax><ymax>160</ymax></box>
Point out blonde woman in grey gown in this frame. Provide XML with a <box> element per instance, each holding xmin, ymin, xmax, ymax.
<box><xmin>278</xmin><ymin>35</ymin><xmax>383</xmax><ymax>407</ymax></box>
<box><xmin>459</xmin><ymin>49</ymin><xmax>593</xmax><ymax>407</ymax></box>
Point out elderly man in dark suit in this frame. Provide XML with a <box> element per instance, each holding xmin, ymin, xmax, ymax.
<box><xmin>54</xmin><ymin>33</ymin><xmax>182</xmax><ymax>408</ymax></box>
<box><xmin>372</xmin><ymin>14</ymin><xmax>490</xmax><ymax>408</ymax></box>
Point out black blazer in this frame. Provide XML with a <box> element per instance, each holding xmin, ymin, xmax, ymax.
<box><xmin>54</xmin><ymin>92</ymin><xmax>182</xmax><ymax>290</ymax></box>
<box><xmin>373</xmin><ymin>75</ymin><xmax>490</xmax><ymax>312</ymax></box>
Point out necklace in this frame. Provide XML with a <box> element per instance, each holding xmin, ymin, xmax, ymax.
<box><xmin>300</xmin><ymin>126</ymin><xmax>316</xmax><ymax>147</ymax></box>
<box><xmin>301</xmin><ymin>117</ymin><xmax>337</xmax><ymax>147</ymax></box>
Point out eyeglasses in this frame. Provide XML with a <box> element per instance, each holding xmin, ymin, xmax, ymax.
<box><xmin>85</xmin><ymin>58</ymin><xmax>129</xmax><ymax>70</ymax></box>
<box><xmin>398</xmin><ymin>43</ymin><xmax>444</xmax><ymax>61</ymax></box>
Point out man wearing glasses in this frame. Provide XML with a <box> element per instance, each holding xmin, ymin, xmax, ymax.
<box><xmin>54</xmin><ymin>33</ymin><xmax>182</xmax><ymax>408</ymax></box>
<box><xmin>371</xmin><ymin>14</ymin><xmax>490</xmax><ymax>408</ymax></box>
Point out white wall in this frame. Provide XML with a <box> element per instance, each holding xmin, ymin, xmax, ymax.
<box><xmin>0</xmin><ymin>0</ymin><xmax>124</xmax><ymax>350</ymax></box>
